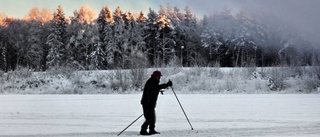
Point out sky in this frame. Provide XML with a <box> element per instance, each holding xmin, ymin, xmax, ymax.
<box><xmin>1</xmin><ymin>0</ymin><xmax>320</xmax><ymax>43</ymax></box>
<box><xmin>0</xmin><ymin>0</ymin><xmax>243</xmax><ymax>18</ymax></box>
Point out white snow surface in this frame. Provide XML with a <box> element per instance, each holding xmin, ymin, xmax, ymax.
<box><xmin>1</xmin><ymin>94</ymin><xmax>320</xmax><ymax>137</ymax></box>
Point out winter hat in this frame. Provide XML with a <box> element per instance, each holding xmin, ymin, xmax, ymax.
<box><xmin>151</xmin><ymin>71</ymin><xmax>162</xmax><ymax>77</ymax></box>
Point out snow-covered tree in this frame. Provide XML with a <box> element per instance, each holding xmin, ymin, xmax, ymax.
<box><xmin>110</xmin><ymin>6</ymin><xmax>129</xmax><ymax>68</ymax></box>
<box><xmin>68</xmin><ymin>12</ymin><xmax>101</xmax><ymax>70</ymax></box>
<box><xmin>0</xmin><ymin>20</ymin><xmax>14</xmax><ymax>71</ymax></box>
<box><xmin>26</xmin><ymin>21</ymin><xmax>44</xmax><ymax>70</ymax></box>
<box><xmin>52</xmin><ymin>5</ymin><xmax>68</xmax><ymax>43</ymax></box>
<box><xmin>182</xmin><ymin>6</ymin><xmax>201</xmax><ymax>66</ymax></box>
<box><xmin>200</xmin><ymin>8</ymin><xmax>237</xmax><ymax>67</ymax></box>
<box><xmin>46</xmin><ymin>33</ymin><xmax>63</xmax><ymax>67</ymax></box>
<box><xmin>120</xmin><ymin>11</ymin><xmax>148</xmax><ymax>68</ymax></box>
<box><xmin>253</xmin><ymin>10</ymin><xmax>299</xmax><ymax>66</ymax></box>
<box><xmin>233</xmin><ymin>10</ymin><xmax>258</xmax><ymax>67</ymax></box>
<box><xmin>24</xmin><ymin>7</ymin><xmax>40</xmax><ymax>21</ymax></box>
<box><xmin>0</xmin><ymin>26</ymin><xmax>7</xmax><ymax>71</ymax></box>
<box><xmin>89</xmin><ymin>39</ymin><xmax>105</xmax><ymax>70</ymax></box>
<box><xmin>98</xmin><ymin>6</ymin><xmax>113</xmax><ymax>40</ymax></box>
<box><xmin>1</xmin><ymin>4</ymin><xmax>319</xmax><ymax>71</ymax></box>
<box><xmin>46</xmin><ymin>5</ymin><xmax>68</xmax><ymax>68</ymax></box>
<box><xmin>144</xmin><ymin>6</ymin><xmax>177</xmax><ymax>67</ymax></box>
<box><xmin>24</xmin><ymin>7</ymin><xmax>53</xmax><ymax>24</ymax></box>
<box><xmin>0</xmin><ymin>13</ymin><xmax>6</xmax><ymax>26</ymax></box>
<box><xmin>0</xmin><ymin>45</ymin><xmax>7</xmax><ymax>71</ymax></box>
<box><xmin>166</xmin><ymin>5</ymin><xmax>183</xmax><ymax>66</ymax></box>
<box><xmin>145</xmin><ymin>8</ymin><xmax>159</xmax><ymax>66</ymax></box>
<box><xmin>4</xmin><ymin>20</ymin><xmax>29</xmax><ymax>69</ymax></box>
<box><xmin>134</xmin><ymin>11</ymin><xmax>147</xmax><ymax>50</ymax></box>
<box><xmin>86</xmin><ymin>24</ymin><xmax>103</xmax><ymax>70</ymax></box>
<box><xmin>66</xmin><ymin>5</ymin><xmax>101</xmax><ymax>70</ymax></box>
<box><xmin>66</xmin><ymin>20</ymin><xmax>87</xmax><ymax>70</ymax></box>
<box><xmin>97</xmin><ymin>6</ymin><xmax>115</xmax><ymax>69</ymax></box>
<box><xmin>312</xmin><ymin>46</ymin><xmax>320</xmax><ymax>66</ymax></box>
<box><xmin>156</xmin><ymin>5</ymin><xmax>176</xmax><ymax>66</ymax></box>
<box><xmin>39</xmin><ymin>22</ymin><xmax>52</xmax><ymax>71</ymax></box>
<box><xmin>98</xmin><ymin>6</ymin><xmax>116</xmax><ymax>69</ymax></box>
<box><xmin>72</xmin><ymin>4</ymin><xmax>97</xmax><ymax>24</ymax></box>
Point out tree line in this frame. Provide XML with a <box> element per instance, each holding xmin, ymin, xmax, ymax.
<box><xmin>0</xmin><ymin>4</ymin><xmax>319</xmax><ymax>72</ymax></box>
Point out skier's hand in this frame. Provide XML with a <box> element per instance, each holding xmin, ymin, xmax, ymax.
<box><xmin>167</xmin><ymin>80</ymin><xmax>173</xmax><ymax>87</ymax></box>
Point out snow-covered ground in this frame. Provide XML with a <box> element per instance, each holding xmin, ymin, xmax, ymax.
<box><xmin>1</xmin><ymin>94</ymin><xmax>320</xmax><ymax>137</ymax></box>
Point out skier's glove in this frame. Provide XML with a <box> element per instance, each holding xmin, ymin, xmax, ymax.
<box><xmin>167</xmin><ymin>80</ymin><xmax>173</xmax><ymax>87</ymax></box>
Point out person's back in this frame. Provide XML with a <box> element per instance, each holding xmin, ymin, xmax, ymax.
<box><xmin>141</xmin><ymin>75</ymin><xmax>164</xmax><ymax>106</ymax></box>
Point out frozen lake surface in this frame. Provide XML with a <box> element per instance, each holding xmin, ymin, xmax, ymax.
<box><xmin>0</xmin><ymin>94</ymin><xmax>320</xmax><ymax>137</ymax></box>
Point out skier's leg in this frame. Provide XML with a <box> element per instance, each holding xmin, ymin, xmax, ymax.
<box><xmin>149</xmin><ymin>108</ymin><xmax>159</xmax><ymax>134</ymax></box>
<box><xmin>149</xmin><ymin>108</ymin><xmax>155</xmax><ymax>130</ymax></box>
<box><xmin>140</xmin><ymin>104</ymin><xmax>152</xmax><ymax>135</ymax></box>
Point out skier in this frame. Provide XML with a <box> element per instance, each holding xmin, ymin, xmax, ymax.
<box><xmin>140</xmin><ymin>70</ymin><xmax>173</xmax><ymax>135</ymax></box>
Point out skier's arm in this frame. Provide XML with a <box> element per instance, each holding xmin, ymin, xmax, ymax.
<box><xmin>158</xmin><ymin>80</ymin><xmax>173</xmax><ymax>90</ymax></box>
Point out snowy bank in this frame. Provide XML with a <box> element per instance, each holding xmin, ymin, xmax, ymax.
<box><xmin>0</xmin><ymin>67</ymin><xmax>319</xmax><ymax>94</ymax></box>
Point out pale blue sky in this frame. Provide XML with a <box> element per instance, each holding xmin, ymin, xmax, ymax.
<box><xmin>0</xmin><ymin>0</ymin><xmax>242</xmax><ymax>18</ymax></box>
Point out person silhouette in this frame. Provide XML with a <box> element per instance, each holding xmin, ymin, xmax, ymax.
<box><xmin>140</xmin><ymin>71</ymin><xmax>172</xmax><ymax>135</ymax></box>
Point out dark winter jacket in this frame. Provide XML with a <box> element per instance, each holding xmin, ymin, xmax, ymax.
<box><xmin>141</xmin><ymin>76</ymin><xmax>169</xmax><ymax>106</ymax></box>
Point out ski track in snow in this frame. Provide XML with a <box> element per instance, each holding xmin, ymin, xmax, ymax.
<box><xmin>0</xmin><ymin>94</ymin><xmax>320</xmax><ymax>137</ymax></box>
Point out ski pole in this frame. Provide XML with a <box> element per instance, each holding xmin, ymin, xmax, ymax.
<box><xmin>117</xmin><ymin>113</ymin><xmax>144</xmax><ymax>136</ymax></box>
<box><xmin>170</xmin><ymin>86</ymin><xmax>194</xmax><ymax>130</ymax></box>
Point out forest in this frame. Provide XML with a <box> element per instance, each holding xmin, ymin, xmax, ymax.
<box><xmin>0</xmin><ymin>4</ymin><xmax>319</xmax><ymax>72</ymax></box>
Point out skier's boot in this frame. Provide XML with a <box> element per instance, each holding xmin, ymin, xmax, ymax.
<box><xmin>140</xmin><ymin>129</ymin><xmax>150</xmax><ymax>136</ymax></box>
<box><xmin>149</xmin><ymin>129</ymin><xmax>160</xmax><ymax>135</ymax></box>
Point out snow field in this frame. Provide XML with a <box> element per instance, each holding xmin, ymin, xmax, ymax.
<box><xmin>0</xmin><ymin>94</ymin><xmax>320</xmax><ymax>137</ymax></box>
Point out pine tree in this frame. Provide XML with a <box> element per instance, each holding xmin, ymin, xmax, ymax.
<box><xmin>168</xmin><ymin>6</ymin><xmax>185</xmax><ymax>66</ymax></box>
<box><xmin>66</xmin><ymin>20</ymin><xmax>86</xmax><ymax>70</ymax></box>
<box><xmin>97</xmin><ymin>6</ymin><xmax>108</xmax><ymax>41</ymax></box>
<box><xmin>5</xmin><ymin>20</ymin><xmax>29</xmax><ymax>69</ymax></box>
<box><xmin>40</xmin><ymin>22</ymin><xmax>52</xmax><ymax>71</ymax></box>
<box><xmin>26</xmin><ymin>20</ymin><xmax>43</xmax><ymax>70</ymax></box>
<box><xmin>0</xmin><ymin>28</ymin><xmax>7</xmax><ymax>71</ymax></box>
<box><xmin>145</xmin><ymin>8</ymin><xmax>160</xmax><ymax>66</ymax></box>
<box><xmin>0</xmin><ymin>45</ymin><xmax>6</xmax><ymax>71</ymax></box>
<box><xmin>46</xmin><ymin>33</ymin><xmax>63</xmax><ymax>67</ymax></box>
<box><xmin>129</xmin><ymin>11</ymin><xmax>147</xmax><ymax>68</ymax></box>
<box><xmin>46</xmin><ymin>5</ymin><xmax>68</xmax><ymax>68</ymax></box>
<box><xmin>66</xmin><ymin>5</ymin><xmax>100</xmax><ymax>70</ymax></box>
<box><xmin>89</xmin><ymin>39</ymin><xmax>105</xmax><ymax>70</ymax></box>
<box><xmin>0</xmin><ymin>13</ymin><xmax>6</xmax><ymax>26</ymax></box>
<box><xmin>111</xmin><ymin>6</ymin><xmax>128</xmax><ymax>68</ymax></box>
<box><xmin>234</xmin><ymin>10</ymin><xmax>258</xmax><ymax>67</ymax></box>
<box><xmin>72</xmin><ymin>4</ymin><xmax>96</xmax><ymax>24</ymax></box>
<box><xmin>182</xmin><ymin>6</ymin><xmax>201</xmax><ymax>66</ymax></box>
<box><xmin>85</xmin><ymin>24</ymin><xmax>104</xmax><ymax>70</ymax></box>
<box><xmin>157</xmin><ymin>13</ymin><xmax>175</xmax><ymax>66</ymax></box>
<box><xmin>97</xmin><ymin>6</ymin><xmax>116</xmax><ymax>69</ymax></box>
<box><xmin>97</xmin><ymin>6</ymin><xmax>114</xmax><ymax>39</ymax></box>
<box><xmin>52</xmin><ymin>5</ymin><xmax>67</xmax><ymax>43</ymax></box>
<box><xmin>24</xmin><ymin>7</ymin><xmax>53</xmax><ymax>24</ymax></box>
<box><xmin>200</xmin><ymin>8</ymin><xmax>237</xmax><ymax>67</ymax></box>
<box><xmin>144</xmin><ymin>6</ymin><xmax>176</xmax><ymax>67</ymax></box>
<box><xmin>134</xmin><ymin>11</ymin><xmax>147</xmax><ymax>52</ymax></box>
